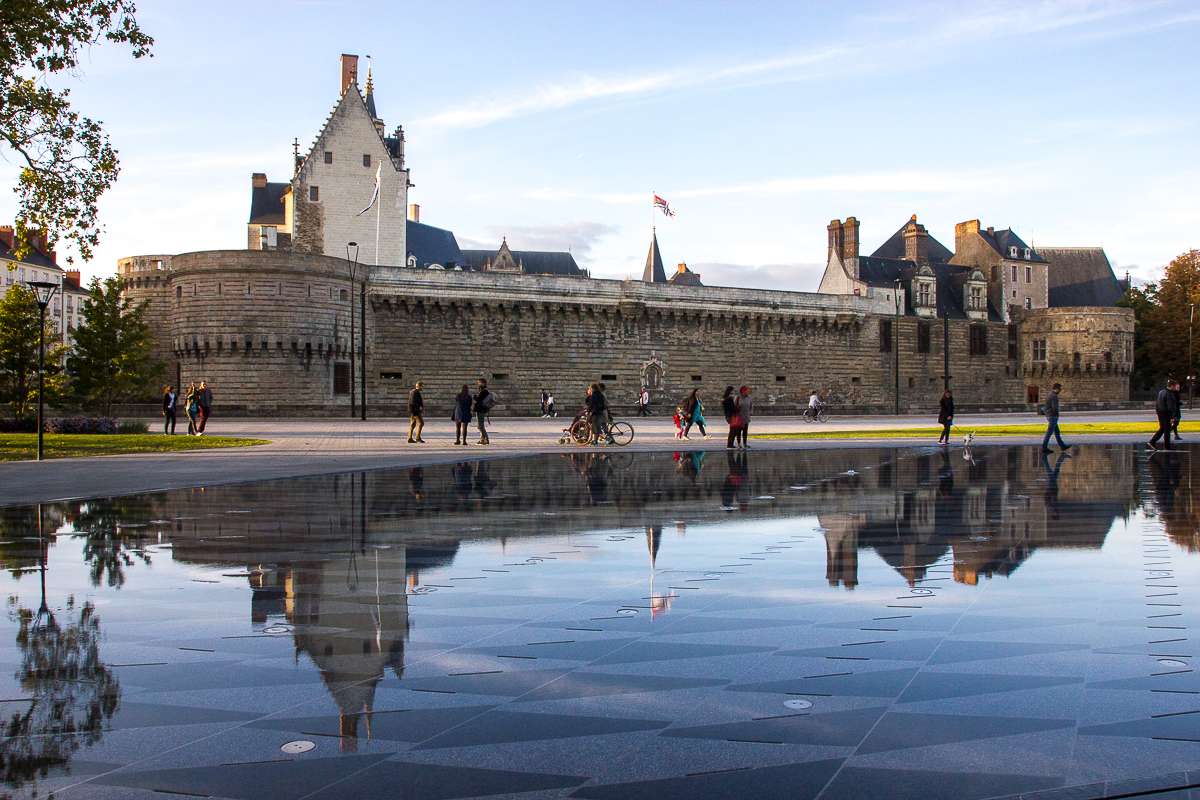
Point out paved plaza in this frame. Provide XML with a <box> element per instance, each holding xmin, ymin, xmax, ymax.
<box><xmin>0</xmin><ymin>408</ymin><xmax>1175</xmax><ymax>507</ymax></box>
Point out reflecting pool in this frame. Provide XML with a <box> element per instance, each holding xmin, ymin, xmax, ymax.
<box><xmin>1</xmin><ymin>445</ymin><xmax>1198</xmax><ymax>800</ymax></box>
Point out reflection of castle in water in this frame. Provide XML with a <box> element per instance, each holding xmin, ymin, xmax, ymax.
<box><xmin>822</xmin><ymin>446</ymin><xmax>1136</xmax><ymax>588</ymax></box>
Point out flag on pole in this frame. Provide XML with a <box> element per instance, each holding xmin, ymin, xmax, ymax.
<box><xmin>653</xmin><ymin>194</ymin><xmax>674</xmax><ymax>217</ymax></box>
<box><xmin>357</xmin><ymin>163</ymin><xmax>382</xmax><ymax>217</ymax></box>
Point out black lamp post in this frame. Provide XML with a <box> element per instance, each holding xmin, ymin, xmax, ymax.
<box><xmin>894</xmin><ymin>279</ymin><xmax>901</xmax><ymax>416</ymax></box>
<box><xmin>360</xmin><ymin>271</ymin><xmax>367</xmax><ymax>421</ymax></box>
<box><xmin>345</xmin><ymin>242</ymin><xmax>359</xmax><ymax>418</ymax></box>
<box><xmin>28</xmin><ymin>280</ymin><xmax>58</xmax><ymax>461</ymax></box>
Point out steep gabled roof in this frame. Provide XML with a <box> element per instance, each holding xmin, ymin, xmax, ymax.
<box><xmin>458</xmin><ymin>248</ymin><xmax>585</xmax><ymax>276</ymax></box>
<box><xmin>295</xmin><ymin>82</ymin><xmax>398</xmax><ymax>179</ymax></box>
<box><xmin>249</xmin><ymin>182</ymin><xmax>289</xmax><ymax>225</ymax></box>
<box><xmin>643</xmin><ymin>231</ymin><xmax>666</xmax><ymax>283</ymax></box>
<box><xmin>406</xmin><ymin>220</ymin><xmax>463</xmax><ymax>268</ymax></box>
<box><xmin>871</xmin><ymin>224</ymin><xmax>955</xmax><ymax>263</ymax></box>
<box><xmin>979</xmin><ymin>228</ymin><xmax>1048</xmax><ymax>263</ymax></box>
<box><xmin>1038</xmin><ymin>246</ymin><xmax>1127</xmax><ymax>307</ymax></box>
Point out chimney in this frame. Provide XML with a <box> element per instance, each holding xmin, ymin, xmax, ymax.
<box><xmin>903</xmin><ymin>215</ymin><xmax>929</xmax><ymax>266</ymax></box>
<box><xmin>677</xmin><ymin>263</ymin><xmax>688</xmax><ymax>274</ymax></box>
<box><xmin>408</xmin><ymin>204</ymin><xmax>419</xmax><ymax>222</ymax></box>
<box><xmin>955</xmin><ymin>219</ymin><xmax>981</xmax><ymax>253</ymax></box>
<box><xmin>340</xmin><ymin>54</ymin><xmax>359</xmax><ymax>95</ymax></box>
<box><xmin>827</xmin><ymin>219</ymin><xmax>844</xmax><ymax>264</ymax></box>
<box><xmin>252</xmin><ymin>173</ymin><xmax>268</xmax><ymax>189</ymax></box>
<box><xmin>842</xmin><ymin>216</ymin><xmax>860</xmax><ymax>260</ymax></box>
<box><xmin>986</xmin><ymin>226</ymin><xmax>994</xmax><ymax>236</ymax></box>
<box><xmin>65</xmin><ymin>269</ymin><xmax>80</xmax><ymax>288</ymax></box>
<box><xmin>33</xmin><ymin>230</ymin><xmax>49</xmax><ymax>256</ymax></box>
<box><xmin>0</xmin><ymin>226</ymin><xmax>12</xmax><ymax>250</ymax></box>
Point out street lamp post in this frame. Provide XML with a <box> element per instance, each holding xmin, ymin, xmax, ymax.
<box><xmin>894</xmin><ymin>279</ymin><xmax>901</xmax><ymax>416</ymax></box>
<box><xmin>345</xmin><ymin>243</ymin><xmax>359</xmax><ymax>418</ymax></box>
<box><xmin>27</xmin><ymin>280</ymin><xmax>58</xmax><ymax>461</ymax></box>
<box><xmin>1190</xmin><ymin>303</ymin><xmax>1195</xmax><ymax>411</ymax></box>
<box><xmin>360</xmin><ymin>273</ymin><xmax>367</xmax><ymax>421</ymax></box>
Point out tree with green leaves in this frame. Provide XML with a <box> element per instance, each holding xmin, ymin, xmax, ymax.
<box><xmin>67</xmin><ymin>276</ymin><xmax>163</xmax><ymax>416</ymax></box>
<box><xmin>1118</xmin><ymin>249</ymin><xmax>1200</xmax><ymax>391</ymax></box>
<box><xmin>0</xmin><ymin>284</ymin><xmax>69</xmax><ymax>422</ymax></box>
<box><xmin>1</xmin><ymin>1</ymin><xmax>153</xmax><ymax>263</ymax></box>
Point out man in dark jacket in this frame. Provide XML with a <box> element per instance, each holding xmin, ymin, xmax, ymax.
<box><xmin>586</xmin><ymin>383</ymin><xmax>608</xmax><ymax>445</ymax></box>
<box><xmin>473</xmin><ymin>379</ymin><xmax>491</xmax><ymax>444</ymax></box>
<box><xmin>407</xmin><ymin>380</ymin><xmax>425</xmax><ymax>443</ymax></box>
<box><xmin>196</xmin><ymin>381</ymin><xmax>213</xmax><ymax>435</ymax></box>
<box><xmin>1151</xmin><ymin>380</ymin><xmax>1180</xmax><ymax>450</ymax></box>
<box><xmin>1170</xmin><ymin>383</ymin><xmax>1183</xmax><ymax>442</ymax></box>
<box><xmin>1040</xmin><ymin>383</ymin><xmax>1070</xmax><ymax>453</ymax></box>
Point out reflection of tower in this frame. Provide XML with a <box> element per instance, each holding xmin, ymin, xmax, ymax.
<box><xmin>255</xmin><ymin>549</ymin><xmax>408</xmax><ymax>751</ymax></box>
<box><xmin>645</xmin><ymin>525</ymin><xmax>673</xmax><ymax>617</ymax></box>
<box><xmin>821</xmin><ymin>514</ymin><xmax>859</xmax><ymax>589</ymax></box>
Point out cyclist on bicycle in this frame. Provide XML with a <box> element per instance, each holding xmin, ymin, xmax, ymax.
<box><xmin>809</xmin><ymin>391</ymin><xmax>823</xmax><ymax>411</ymax></box>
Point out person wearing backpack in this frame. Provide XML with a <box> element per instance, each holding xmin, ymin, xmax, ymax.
<box><xmin>407</xmin><ymin>380</ymin><xmax>426</xmax><ymax>443</ymax></box>
<box><xmin>474</xmin><ymin>379</ymin><xmax>493</xmax><ymax>444</ymax></box>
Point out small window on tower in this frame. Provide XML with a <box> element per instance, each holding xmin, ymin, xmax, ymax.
<box><xmin>324</xmin><ymin>151</ymin><xmax>333</xmax><ymax>164</ymax></box>
<box><xmin>1011</xmin><ymin>264</ymin><xmax>1017</xmax><ymax>281</ymax></box>
<box><xmin>309</xmin><ymin>186</ymin><xmax>319</xmax><ymax>202</ymax></box>
<box><xmin>1025</xmin><ymin>266</ymin><xmax>1032</xmax><ymax>284</ymax></box>
<box><xmin>363</xmin><ymin>154</ymin><xmax>371</xmax><ymax>167</ymax></box>
<box><xmin>1025</xmin><ymin>297</ymin><xmax>1032</xmax><ymax>309</ymax></box>
<box><xmin>917</xmin><ymin>321</ymin><xmax>931</xmax><ymax>353</ymax></box>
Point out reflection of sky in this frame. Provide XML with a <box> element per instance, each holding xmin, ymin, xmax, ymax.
<box><xmin>0</xmin><ymin>447</ymin><xmax>1198</xmax><ymax>797</ymax></box>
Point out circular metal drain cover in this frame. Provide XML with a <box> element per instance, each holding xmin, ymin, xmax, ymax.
<box><xmin>1158</xmin><ymin>659</ymin><xmax>1188</xmax><ymax>668</ymax></box>
<box><xmin>784</xmin><ymin>698</ymin><xmax>813</xmax><ymax>710</ymax></box>
<box><xmin>263</xmin><ymin>626</ymin><xmax>291</xmax><ymax>634</ymax></box>
<box><xmin>281</xmin><ymin>740</ymin><xmax>315</xmax><ymax>754</ymax></box>
<box><xmin>617</xmin><ymin>608</ymin><xmax>639</xmax><ymax>616</ymax></box>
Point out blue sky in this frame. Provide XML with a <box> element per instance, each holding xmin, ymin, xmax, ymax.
<box><xmin>2</xmin><ymin>0</ymin><xmax>1197</xmax><ymax>290</ymax></box>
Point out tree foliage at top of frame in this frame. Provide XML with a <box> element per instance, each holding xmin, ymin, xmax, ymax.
<box><xmin>0</xmin><ymin>1</ymin><xmax>153</xmax><ymax>263</ymax></box>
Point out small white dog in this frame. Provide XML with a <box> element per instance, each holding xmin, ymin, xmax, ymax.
<box><xmin>962</xmin><ymin>431</ymin><xmax>976</xmax><ymax>448</ymax></box>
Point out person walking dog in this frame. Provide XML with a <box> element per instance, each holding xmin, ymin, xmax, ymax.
<box><xmin>1041</xmin><ymin>383</ymin><xmax>1070</xmax><ymax>453</ymax></box>
<box><xmin>407</xmin><ymin>380</ymin><xmax>426</xmax><ymax>443</ymax></box>
<box><xmin>1151</xmin><ymin>380</ymin><xmax>1180</xmax><ymax>451</ymax></box>
<box><xmin>937</xmin><ymin>390</ymin><xmax>954</xmax><ymax>444</ymax></box>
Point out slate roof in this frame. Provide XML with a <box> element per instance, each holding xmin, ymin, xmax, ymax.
<box><xmin>980</xmin><ymin>228</ymin><xmax>1048</xmax><ymax>263</ymax></box>
<box><xmin>249</xmin><ymin>182</ymin><xmax>289</xmax><ymax>225</ymax></box>
<box><xmin>643</xmin><ymin>232</ymin><xmax>666</xmax><ymax>283</ymax></box>
<box><xmin>871</xmin><ymin>225</ymin><xmax>955</xmax><ymax>263</ymax></box>
<box><xmin>849</xmin><ymin>257</ymin><xmax>997</xmax><ymax>320</ymax></box>
<box><xmin>406</xmin><ymin>220</ymin><xmax>464</xmax><ymax>268</ymax></box>
<box><xmin>0</xmin><ymin>235</ymin><xmax>60</xmax><ymax>270</ymax></box>
<box><xmin>1038</xmin><ymin>247</ymin><xmax>1128</xmax><ymax>307</ymax></box>
<box><xmin>459</xmin><ymin>249</ymin><xmax>585</xmax><ymax>276</ymax></box>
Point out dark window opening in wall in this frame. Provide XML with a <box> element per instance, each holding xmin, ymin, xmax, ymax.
<box><xmin>175</xmin><ymin>286</ymin><xmax>181</xmax><ymax>299</ymax></box>
<box><xmin>1007</xmin><ymin>324</ymin><xmax>1018</xmax><ymax>359</ymax></box>
<box><xmin>363</xmin><ymin>154</ymin><xmax>371</xmax><ymax>167</ymax></box>
<box><xmin>1011</xmin><ymin>264</ymin><xmax>1017</xmax><ymax>281</ymax></box>
<box><xmin>492</xmin><ymin>373</ymin><xmax>509</xmax><ymax>380</ymax></box>
<box><xmin>693</xmin><ymin>375</ymin><xmax>704</xmax><ymax>381</ymax></box>
<box><xmin>339</xmin><ymin>289</ymin><xmax>348</xmax><ymax>301</ymax></box>
<box><xmin>217</xmin><ymin>283</ymin><xmax>222</xmax><ymax>295</ymax></box>
<box><xmin>1105</xmin><ymin>351</ymin><xmax>1113</xmax><ymax>365</ymax></box>
<box><xmin>969</xmin><ymin>324</ymin><xmax>987</xmax><ymax>355</ymax></box>
<box><xmin>380</xmin><ymin>371</ymin><xmax>403</xmax><ymax>380</ymax></box>
<box><xmin>1073</xmin><ymin>352</ymin><xmax>1081</xmax><ymax>369</ymax></box>
<box><xmin>879</xmin><ymin>320</ymin><xmax>892</xmax><ymax>352</ymax></box>
<box><xmin>1027</xmin><ymin>386</ymin><xmax>1040</xmax><ymax>404</ymax></box>
<box><xmin>334</xmin><ymin>363</ymin><xmax>350</xmax><ymax>394</ymax></box>
<box><xmin>851</xmin><ymin>376</ymin><xmax>861</xmax><ymax>384</ymax></box>
<box><xmin>908</xmin><ymin>377</ymin><xmax>914</xmax><ymax>388</ymax></box>
<box><xmin>1033</xmin><ymin>339</ymin><xmax>1047</xmax><ymax>361</ymax></box>
<box><xmin>917</xmin><ymin>321</ymin><xmax>931</xmax><ymax>353</ymax></box>
<box><xmin>1025</xmin><ymin>266</ymin><xmax>1032</xmax><ymax>284</ymax></box>
<box><xmin>991</xmin><ymin>266</ymin><xmax>999</xmax><ymax>281</ymax></box>
<box><xmin>775</xmin><ymin>375</ymin><xmax>786</xmax><ymax>382</ymax></box>
<box><xmin>324</xmin><ymin>151</ymin><xmax>333</xmax><ymax>164</ymax></box>
<box><xmin>876</xmin><ymin>461</ymin><xmax>892</xmax><ymax>488</ymax></box>
<box><xmin>309</xmin><ymin>186</ymin><xmax>319</xmax><ymax>201</ymax></box>
<box><xmin>601</xmin><ymin>374</ymin><xmax>617</xmax><ymax>381</ymax></box>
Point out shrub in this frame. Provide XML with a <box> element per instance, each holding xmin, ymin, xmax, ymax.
<box><xmin>0</xmin><ymin>418</ymin><xmax>38</xmax><ymax>433</ymax></box>
<box><xmin>116</xmin><ymin>420</ymin><xmax>150</xmax><ymax>434</ymax></box>
<box><xmin>43</xmin><ymin>417</ymin><xmax>118</xmax><ymax>435</ymax></box>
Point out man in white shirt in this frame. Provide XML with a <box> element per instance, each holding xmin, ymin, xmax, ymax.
<box><xmin>637</xmin><ymin>388</ymin><xmax>651</xmax><ymax>417</ymax></box>
<box><xmin>809</xmin><ymin>392</ymin><xmax>822</xmax><ymax>409</ymax></box>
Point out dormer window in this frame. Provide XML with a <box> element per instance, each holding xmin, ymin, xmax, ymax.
<box><xmin>918</xmin><ymin>282</ymin><xmax>931</xmax><ymax>306</ymax></box>
<box><xmin>969</xmin><ymin>285</ymin><xmax>984</xmax><ymax>310</ymax></box>
<box><xmin>1024</xmin><ymin>248</ymin><xmax>1031</xmax><ymax>259</ymax></box>
<box><xmin>1009</xmin><ymin>246</ymin><xmax>1018</xmax><ymax>257</ymax></box>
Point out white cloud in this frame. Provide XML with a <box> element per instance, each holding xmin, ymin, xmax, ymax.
<box><xmin>457</xmin><ymin>220</ymin><xmax>619</xmax><ymax>261</ymax></box>
<box><xmin>686</xmin><ymin>262</ymin><xmax>827</xmax><ymax>293</ymax></box>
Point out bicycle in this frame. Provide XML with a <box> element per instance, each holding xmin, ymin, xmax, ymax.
<box><xmin>561</xmin><ymin>413</ymin><xmax>634</xmax><ymax>446</ymax></box>
<box><xmin>803</xmin><ymin>406</ymin><xmax>828</xmax><ymax>423</ymax></box>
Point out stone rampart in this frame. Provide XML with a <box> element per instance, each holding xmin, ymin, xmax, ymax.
<box><xmin>1016</xmin><ymin>306</ymin><xmax>1135</xmax><ymax>407</ymax></box>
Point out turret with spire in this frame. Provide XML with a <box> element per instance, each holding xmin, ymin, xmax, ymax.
<box><xmin>643</xmin><ymin>231</ymin><xmax>667</xmax><ymax>283</ymax></box>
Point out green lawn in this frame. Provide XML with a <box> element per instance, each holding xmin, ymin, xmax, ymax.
<box><xmin>0</xmin><ymin>434</ymin><xmax>270</xmax><ymax>461</ymax></box>
<box><xmin>752</xmin><ymin>420</ymin><xmax>1200</xmax><ymax>440</ymax></box>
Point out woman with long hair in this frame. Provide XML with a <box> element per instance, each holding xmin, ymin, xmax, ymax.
<box><xmin>722</xmin><ymin>386</ymin><xmax>739</xmax><ymax>449</ymax></box>
<box><xmin>937</xmin><ymin>390</ymin><xmax>954</xmax><ymax>444</ymax></box>
<box><xmin>452</xmin><ymin>384</ymin><xmax>472</xmax><ymax>445</ymax></box>
<box><xmin>184</xmin><ymin>382</ymin><xmax>199</xmax><ymax>436</ymax></box>
<box><xmin>682</xmin><ymin>388</ymin><xmax>709</xmax><ymax>439</ymax></box>
<box><xmin>736</xmin><ymin>385</ymin><xmax>754</xmax><ymax>449</ymax></box>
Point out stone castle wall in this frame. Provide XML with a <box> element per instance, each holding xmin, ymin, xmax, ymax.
<box><xmin>1016</xmin><ymin>306</ymin><xmax>1135</xmax><ymax>406</ymax></box>
<box><xmin>116</xmin><ymin>250</ymin><xmax>1133</xmax><ymax>416</ymax></box>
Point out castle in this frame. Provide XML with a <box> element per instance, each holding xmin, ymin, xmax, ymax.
<box><xmin>117</xmin><ymin>55</ymin><xmax>1134</xmax><ymax>416</ymax></box>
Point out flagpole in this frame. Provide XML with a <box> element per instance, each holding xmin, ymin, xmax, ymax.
<box><xmin>375</xmin><ymin>187</ymin><xmax>380</xmax><ymax>267</ymax></box>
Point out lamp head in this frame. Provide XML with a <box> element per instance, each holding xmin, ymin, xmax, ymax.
<box><xmin>27</xmin><ymin>280</ymin><xmax>58</xmax><ymax>309</ymax></box>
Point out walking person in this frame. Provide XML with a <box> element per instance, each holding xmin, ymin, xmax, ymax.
<box><xmin>586</xmin><ymin>383</ymin><xmax>608</xmax><ymax>445</ymax></box>
<box><xmin>546</xmin><ymin>391</ymin><xmax>557</xmax><ymax>417</ymax></box>
<box><xmin>196</xmin><ymin>380</ymin><xmax>213</xmax><ymax>435</ymax></box>
<box><xmin>184</xmin><ymin>382</ymin><xmax>199</xmax><ymax>436</ymax></box>
<box><xmin>452</xmin><ymin>384</ymin><xmax>472</xmax><ymax>445</ymax></box>
<box><xmin>682</xmin><ymin>388</ymin><xmax>710</xmax><ymax>439</ymax></box>
<box><xmin>162</xmin><ymin>386</ymin><xmax>177</xmax><ymax>435</ymax></box>
<box><xmin>1040</xmin><ymin>383</ymin><xmax>1071</xmax><ymax>453</ymax></box>
<box><xmin>540</xmin><ymin>388</ymin><xmax>549</xmax><ymax>418</ymax></box>
<box><xmin>473</xmin><ymin>379</ymin><xmax>493</xmax><ymax>444</ymax></box>
<box><xmin>737</xmin><ymin>385</ymin><xmax>754</xmax><ymax>449</ymax></box>
<box><xmin>1150</xmin><ymin>380</ymin><xmax>1180</xmax><ymax>451</ymax></box>
<box><xmin>1171</xmin><ymin>381</ymin><xmax>1183</xmax><ymax>442</ymax></box>
<box><xmin>407</xmin><ymin>380</ymin><xmax>426</xmax><ymax>443</ymax></box>
<box><xmin>937</xmin><ymin>389</ymin><xmax>954</xmax><ymax>444</ymax></box>
<box><xmin>722</xmin><ymin>386</ymin><xmax>740</xmax><ymax>450</ymax></box>
<box><xmin>637</xmin><ymin>387</ymin><xmax>651</xmax><ymax>417</ymax></box>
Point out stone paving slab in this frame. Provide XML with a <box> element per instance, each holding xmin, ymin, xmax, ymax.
<box><xmin>0</xmin><ymin>409</ymin><xmax>1175</xmax><ymax>507</ymax></box>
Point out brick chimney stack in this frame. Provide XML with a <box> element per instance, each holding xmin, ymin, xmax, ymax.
<box><xmin>841</xmin><ymin>217</ymin><xmax>860</xmax><ymax>260</ymax></box>
<box><xmin>408</xmin><ymin>204</ymin><xmax>419</xmax><ymax>222</ymax></box>
<box><xmin>827</xmin><ymin>220</ymin><xmax>844</xmax><ymax>264</ymax></box>
<box><xmin>64</xmin><ymin>269</ymin><xmax>81</xmax><ymax>288</ymax></box>
<box><xmin>955</xmin><ymin>219</ymin><xmax>981</xmax><ymax>253</ymax></box>
<box><xmin>252</xmin><ymin>173</ymin><xmax>268</xmax><ymax>189</ymax></box>
<box><xmin>903</xmin><ymin>215</ymin><xmax>929</xmax><ymax>266</ymax></box>
<box><xmin>0</xmin><ymin>226</ymin><xmax>13</xmax><ymax>250</ymax></box>
<box><xmin>340</xmin><ymin>54</ymin><xmax>359</xmax><ymax>95</ymax></box>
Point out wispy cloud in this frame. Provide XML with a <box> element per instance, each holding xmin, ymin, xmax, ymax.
<box><xmin>417</xmin><ymin>1</ymin><xmax>1191</xmax><ymax>130</ymax></box>
<box><xmin>457</xmin><ymin>220</ymin><xmax>619</xmax><ymax>261</ymax></box>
